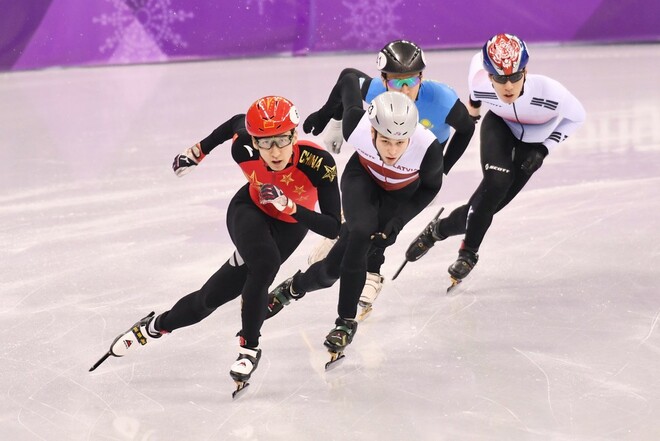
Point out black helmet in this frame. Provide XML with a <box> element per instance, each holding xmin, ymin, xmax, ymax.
<box><xmin>377</xmin><ymin>40</ymin><xmax>426</xmax><ymax>74</ymax></box>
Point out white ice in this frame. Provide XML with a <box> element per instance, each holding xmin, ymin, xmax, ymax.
<box><xmin>2</xmin><ymin>43</ymin><xmax>660</xmax><ymax>441</ymax></box>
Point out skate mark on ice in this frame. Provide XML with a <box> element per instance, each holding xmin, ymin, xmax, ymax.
<box><xmin>536</xmin><ymin>196</ymin><xmax>632</xmax><ymax>261</ymax></box>
<box><xmin>110</xmin><ymin>364</ymin><xmax>166</xmax><ymax>411</ymax></box>
<box><xmin>600</xmin><ymin>308</ymin><xmax>660</xmax><ymax>394</ymax></box>
<box><xmin>300</xmin><ymin>329</ymin><xmax>329</xmax><ymax>379</ymax></box>
<box><xmin>638</xmin><ymin>309</ymin><xmax>660</xmax><ymax>347</ymax></box>
<box><xmin>188</xmin><ymin>400</ymin><xmax>213</xmax><ymax>413</ymax></box>
<box><xmin>208</xmin><ymin>398</ymin><xmax>254</xmax><ymax>438</ymax></box>
<box><xmin>476</xmin><ymin>395</ymin><xmax>531</xmax><ymax>432</ymax></box>
<box><xmin>12</xmin><ymin>360</ymin><xmax>119</xmax><ymax>439</ymax></box>
<box><xmin>411</xmin><ymin>295</ymin><xmax>477</xmax><ymax>337</ymax></box>
<box><xmin>513</xmin><ymin>347</ymin><xmax>558</xmax><ymax>424</ymax></box>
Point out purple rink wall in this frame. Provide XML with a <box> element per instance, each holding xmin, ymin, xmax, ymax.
<box><xmin>1</xmin><ymin>0</ymin><xmax>658</xmax><ymax>72</ymax></box>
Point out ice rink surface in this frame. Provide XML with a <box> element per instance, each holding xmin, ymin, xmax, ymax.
<box><xmin>2</xmin><ymin>43</ymin><xmax>660</xmax><ymax>440</ymax></box>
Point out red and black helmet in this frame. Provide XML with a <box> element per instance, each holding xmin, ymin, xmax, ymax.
<box><xmin>245</xmin><ymin>96</ymin><xmax>300</xmax><ymax>137</ymax></box>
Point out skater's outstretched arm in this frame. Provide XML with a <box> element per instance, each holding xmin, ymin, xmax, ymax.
<box><xmin>198</xmin><ymin>114</ymin><xmax>247</xmax><ymax>154</ymax></box>
<box><xmin>172</xmin><ymin>114</ymin><xmax>246</xmax><ymax>176</ymax></box>
<box><xmin>442</xmin><ymin>100</ymin><xmax>475</xmax><ymax>174</ymax></box>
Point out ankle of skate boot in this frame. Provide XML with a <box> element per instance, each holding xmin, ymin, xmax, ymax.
<box><xmin>289</xmin><ymin>287</ymin><xmax>305</xmax><ymax>300</ymax></box>
<box><xmin>146</xmin><ymin>317</ymin><xmax>165</xmax><ymax>339</ymax></box>
<box><xmin>275</xmin><ymin>291</ymin><xmax>292</xmax><ymax>306</ymax></box>
<box><xmin>458</xmin><ymin>249</ymin><xmax>478</xmax><ymax>265</ymax></box>
<box><xmin>432</xmin><ymin>225</ymin><xmax>447</xmax><ymax>241</ymax></box>
<box><xmin>238</xmin><ymin>345</ymin><xmax>261</xmax><ymax>359</ymax></box>
<box><xmin>289</xmin><ymin>277</ymin><xmax>306</xmax><ymax>300</ymax></box>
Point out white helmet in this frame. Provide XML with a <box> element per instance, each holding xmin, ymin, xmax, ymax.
<box><xmin>367</xmin><ymin>91</ymin><xmax>418</xmax><ymax>140</ymax></box>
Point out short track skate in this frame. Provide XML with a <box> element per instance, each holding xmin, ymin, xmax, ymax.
<box><xmin>323</xmin><ymin>318</ymin><xmax>356</xmax><ymax>370</ymax></box>
<box><xmin>324</xmin><ymin>350</ymin><xmax>346</xmax><ymax>370</ymax></box>
<box><xmin>231</xmin><ymin>380</ymin><xmax>250</xmax><ymax>399</ymax></box>
<box><xmin>357</xmin><ymin>303</ymin><xmax>373</xmax><ymax>321</ymax></box>
<box><xmin>229</xmin><ymin>346</ymin><xmax>261</xmax><ymax>399</ymax></box>
<box><xmin>446</xmin><ymin>276</ymin><xmax>462</xmax><ymax>294</ymax></box>
<box><xmin>446</xmin><ymin>248</ymin><xmax>477</xmax><ymax>294</ymax></box>
<box><xmin>89</xmin><ymin>311</ymin><xmax>155</xmax><ymax>372</ymax></box>
<box><xmin>392</xmin><ymin>207</ymin><xmax>445</xmax><ymax>280</ymax></box>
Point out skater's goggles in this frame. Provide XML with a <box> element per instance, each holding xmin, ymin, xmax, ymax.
<box><xmin>386</xmin><ymin>75</ymin><xmax>422</xmax><ymax>90</ymax></box>
<box><xmin>253</xmin><ymin>132</ymin><xmax>294</xmax><ymax>150</ymax></box>
<box><xmin>491</xmin><ymin>71</ymin><xmax>525</xmax><ymax>84</ymax></box>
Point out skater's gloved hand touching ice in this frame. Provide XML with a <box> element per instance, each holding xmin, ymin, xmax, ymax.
<box><xmin>172</xmin><ymin>143</ymin><xmax>206</xmax><ymax>177</ymax></box>
<box><xmin>371</xmin><ymin>217</ymin><xmax>404</xmax><ymax>247</ymax></box>
<box><xmin>259</xmin><ymin>184</ymin><xmax>296</xmax><ymax>215</ymax></box>
<box><xmin>520</xmin><ymin>143</ymin><xmax>548</xmax><ymax>175</ymax></box>
<box><xmin>322</xmin><ymin>118</ymin><xmax>344</xmax><ymax>153</ymax></box>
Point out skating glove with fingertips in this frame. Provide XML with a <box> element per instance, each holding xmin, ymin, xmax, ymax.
<box><xmin>371</xmin><ymin>217</ymin><xmax>404</xmax><ymax>247</ymax></box>
<box><xmin>173</xmin><ymin>143</ymin><xmax>206</xmax><ymax>177</ymax></box>
<box><xmin>322</xmin><ymin>118</ymin><xmax>344</xmax><ymax>153</ymax></box>
<box><xmin>259</xmin><ymin>184</ymin><xmax>296</xmax><ymax>215</ymax></box>
<box><xmin>520</xmin><ymin>143</ymin><xmax>548</xmax><ymax>175</ymax></box>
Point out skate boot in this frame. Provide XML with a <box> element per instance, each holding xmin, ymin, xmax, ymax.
<box><xmin>89</xmin><ymin>311</ymin><xmax>165</xmax><ymax>371</ymax></box>
<box><xmin>447</xmin><ymin>246</ymin><xmax>479</xmax><ymax>293</ymax></box>
<box><xmin>406</xmin><ymin>215</ymin><xmax>447</xmax><ymax>262</ymax></box>
<box><xmin>357</xmin><ymin>272</ymin><xmax>385</xmax><ymax>321</ymax></box>
<box><xmin>266</xmin><ymin>271</ymin><xmax>305</xmax><ymax>319</ymax></box>
<box><xmin>324</xmin><ymin>317</ymin><xmax>358</xmax><ymax>369</ymax></box>
<box><xmin>230</xmin><ymin>344</ymin><xmax>262</xmax><ymax>398</ymax></box>
<box><xmin>308</xmin><ymin>237</ymin><xmax>338</xmax><ymax>265</ymax></box>
<box><xmin>392</xmin><ymin>207</ymin><xmax>445</xmax><ymax>281</ymax></box>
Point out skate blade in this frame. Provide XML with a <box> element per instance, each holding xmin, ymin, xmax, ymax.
<box><xmin>357</xmin><ymin>304</ymin><xmax>373</xmax><ymax>322</ymax></box>
<box><xmin>324</xmin><ymin>351</ymin><xmax>345</xmax><ymax>370</ymax></box>
<box><xmin>89</xmin><ymin>351</ymin><xmax>113</xmax><ymax>372</ymax></box>
<box><xmin>391</xmin><ymin>259</ymin><xmax>408</xmax><ymax>280</ymax></box>
<box><xmin>446</xmin><ymin>277</ymin><xmax>462</xmax><ymax>294</ymax></box>
<box><xmin>232</xmin><ymin>381</ymin><xmax>250</xmax><ymax>399</ymax></box>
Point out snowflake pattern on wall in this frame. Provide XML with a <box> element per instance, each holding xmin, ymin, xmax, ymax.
<box><xmin>244</xmin><ymin>0</ymin><xmax>274</xmax><ymax>16</ymax></box>
<box><xmin>341</xmin><ymin>0</ymin><xmax>402</xmax><ymax>46</ymax></box>
<box><xmin>93</xmin><ymin>0</ymin><xmax>193</xmax><ymax>63</ymax></box>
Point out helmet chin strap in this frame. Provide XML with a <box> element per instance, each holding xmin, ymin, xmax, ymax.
<box><xmin>371</xmin><ymin>129</ymin><xmax>382</xmax><ymax>161</ymax></box>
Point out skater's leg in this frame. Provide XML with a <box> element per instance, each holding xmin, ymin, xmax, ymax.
<box><xmin>437</xmin><ymin>203</ymin><xmax>470</xmax><ymax>237</ymax></box>
<box><xmin>336</xmin><ymin>169</ymin><xmax>380</xmax><ymax>320</ymax></box>
<box><xmin>295</xmin><ymin>223</ymin><xmax>348</xmax><ymax>292</ymax></box>
<box><xmin>366</xmin><ymin>245</ymin><xmax>385</xmax><ymax>274</ymax></box>
<box><xmin>444</xmin><ymin>112</ymin><xmax>517</xmax><ymax>283</ymax></box>
<box><xmin>358</xmin><ymin>195</ymin><xmax>409</xmax><ymax>312</ymax></box>
<box><xmin>157</xmin><ymin>254</ymin><xmax>247</xmax><ymax>332</ymax></box>
<box><xmin>491</xmin><ymin>143</ymin><xmax>540</xmax><ymax>213</ymax></box>
<box><xmin>265</xmin><ymin>227</ymin><xmax>348</xmax><ymax>319</ymax></box>
<box><xmin>462</xmin><ymin>111</ymin><xmax>518</xmax><ymax>251</ymax></box>
<box><xmin>230</xmin><ymin>205</ymin><xmax>307</xmax><ymax>348</ymax></box>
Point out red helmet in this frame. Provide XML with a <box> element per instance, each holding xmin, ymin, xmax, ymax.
<box><xmin>245</xmin><ymin>96</ymin><xmax>300</xmax><ymax>137</ymax></box>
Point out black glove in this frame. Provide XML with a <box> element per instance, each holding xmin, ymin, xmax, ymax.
<box><xmin>303</xmin><ymin>110</ymin><xmax>331</xmax><ymax>136</ymax></box>
<box><xmin>520</xmin><ymin>143</ymin><xmax>548</xmax><ymax>175</ymax></box>
<box><xmin>371</xmin><ymin>217</ymin><xmax>404</xmax><ymax>248</ymax></box>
